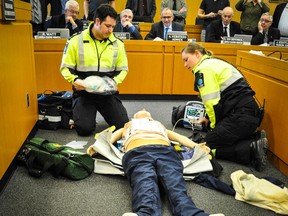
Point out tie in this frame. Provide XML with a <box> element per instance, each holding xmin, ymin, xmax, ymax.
<box><xmin>223</xmin><ymin>26</ymin><xmax>227</xmax><ymax>37</ymax></box>
<box><xmin>264</xmin><ymin>31</ymin><xmax>268</xmax><ymax>43</ymax></box>
<box><xmin>32</xmin><ymin>0</ymin><xmax>42</xmax><ymax>24</ymax></box>
<box><xmin>164</xmin><ymin>27</ymin><xmax>169</xmax><ymax>40</ymax></box>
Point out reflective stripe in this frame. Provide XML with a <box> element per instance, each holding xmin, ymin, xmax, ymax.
<box><xmin>201</xmin><ymin>91</ymin><xmax>220</xmax><ymax>102</ymax></box>
<box><xmin>61</xmin><ymin>63</ymin><xmax>76</xmax><ymax>70</ymax></box>
<box><xmin>220</xmin><ymin>66</ymin><xmax>242</xmax><ymax>92</ymax></box>
<box><xmin>76</xmin><ymin>35</ymin><xmax>119</xmax><ymax>72</ymax></box>
<box><xmin>116</xmin><ymin>66</ymin><xmax>128</xmax><ymax>71</ymax></box>
<box><xmin>112</xmin><ymin>42</ymin><xmax>118</xmax><ymax>66</ymax></box>
<box><xmin>76</xmin><ymin>65</ymin><xmax>128</xmax><ymax>72</ymax></box>
<box><xmin>38</xmin><ymin>114</ymin><xmax>61</xmax><ymax>122</ymax></box>
<box><xmin>78</xmin><ymin>34</ymin><xmax>85</xmax><ymax>66</ymax></box>
<box><xmin>202</xmin><ymin>65</ymin><xmax>243</xmax><ymax>102</ymax></box>
<box><xmin>76</xmin><ymin>65</ymin><xmax>111</xmax><ymax>72</ymax></box>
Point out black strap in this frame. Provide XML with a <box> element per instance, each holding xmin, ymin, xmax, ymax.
<box><xmin>51</xmin><ymin>159</ymin><xmax>69</xmax><ymax>177</ymax></box>
<box><xmin>26</xmin><ymin>152</ymin><xmax>54</xmax><ymax>178</ymax></box>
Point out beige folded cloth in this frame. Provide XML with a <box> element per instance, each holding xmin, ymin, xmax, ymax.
<box><xmin>231</xmin><ymin>170</ymin><xmax>288</xmax><ymax>215</ymax></box>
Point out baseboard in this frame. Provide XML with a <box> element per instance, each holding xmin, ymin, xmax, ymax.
<box><xmin>0</xmin><ymin>125</ymin><xmax>38</xmax><ymax>195</ymax></box>
<box><xmin>119</xmin><ymin>94</ymin><xmax>200</xmax><ymax>101</ymax></box>
<box><xmin>268</xmin><ymin>151</ymin><xmax>288</xmax><ymax>176</ymax></box>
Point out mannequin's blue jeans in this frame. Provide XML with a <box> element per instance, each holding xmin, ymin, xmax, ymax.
<box><xmin>122</xmin><ymin>145</ymin><xmax>209</xmax><ymax>216</ymax></box>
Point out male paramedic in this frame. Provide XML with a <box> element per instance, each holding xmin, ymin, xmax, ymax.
<box><xmin>60</xmin><ymin>4</ymin><xmax>129</xmax><ymax>136</ymax></box>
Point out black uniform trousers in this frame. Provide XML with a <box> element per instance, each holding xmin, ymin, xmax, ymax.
<box><xmin>72</xmin><ymin>93</ymin><xmax>129</xmax><ymax>136</ymax></box>
<box><xmin>205</xmin><ymin>99</ymin><xmax>260</xmax><ymax>165</ymax></box>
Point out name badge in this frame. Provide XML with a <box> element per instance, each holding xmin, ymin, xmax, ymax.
<box><xmin>167</xmin><ymin>31</ymin><xmax>188</xmax><ymax>41</ymax></box>
<box><xmin>222</xmin><ymin>37</ymin><xmax>243</xmax><ymax>44</ymax></box>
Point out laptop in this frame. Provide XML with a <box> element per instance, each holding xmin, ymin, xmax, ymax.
<box><xmin>47</xmin><ymin>28</ymin><xmax>70</xmax><ymax>38</ymax></box>
<box><xmin>234</xmin><ymin>34</ymin><xmax>253</xmax><ymax>45</ymax></box>
<box><xmin>280</xmin><ymin>37</ymin><xmax>288</xmax><ymax>41</ymax></box>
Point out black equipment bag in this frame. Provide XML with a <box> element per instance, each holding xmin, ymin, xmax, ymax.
<box><xmin>37</xmin><ymin>90</ymin><xmax>73</xmax><ymax>130</ymax></box>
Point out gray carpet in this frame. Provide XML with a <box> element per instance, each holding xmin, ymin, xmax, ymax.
<box><xmin>0</xmin><ymin>100</ymin><xmax>287</xmax><ymax>216</ymax></box>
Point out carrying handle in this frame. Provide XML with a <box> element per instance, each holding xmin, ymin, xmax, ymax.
<box><xmin>26</xmin><ymin>153</ymin><xmax>54</xmax><ymax>178</ymax></box>
<box><xmin>43</xmin><ymin>90</ymin><xmax>55</xmax><ymax>94</ymax></box>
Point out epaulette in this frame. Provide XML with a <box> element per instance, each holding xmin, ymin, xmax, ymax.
<box><xmin>69</xmin><ymin>31</ymin><xmax>82</xmax><ymax>40</ymax></box>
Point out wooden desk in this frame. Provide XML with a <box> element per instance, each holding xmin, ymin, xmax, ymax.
<box><xmin>34</xmin><ymin>39</ymin><xmax>288</xmax><ymax>95</ymax></box>
<box><xmin>236</xmin><ymin>50</ymin><xmax>288</xmax><ymax>176</ymax></box>
<box><xmin>0</xmin><ymin>1</ymin><xmax>37</xmax><ymax>182</ymax></box>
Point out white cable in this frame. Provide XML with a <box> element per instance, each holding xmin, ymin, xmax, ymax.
<box><xmin>172</xmin><ymin>118</ymin><xmax>195</xmax><ymax>132</ymax></box>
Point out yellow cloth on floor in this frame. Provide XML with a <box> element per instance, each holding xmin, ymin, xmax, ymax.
<box><xmin>231</xmin><ymin>170</ymin><xmax>288</xmax><ymax>215</ymax></box>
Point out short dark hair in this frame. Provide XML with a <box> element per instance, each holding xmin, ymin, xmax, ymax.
<box><xmin>93</xmin><ymin>4</ymin><xmax>117</xmax><ymax>22</ymax></box>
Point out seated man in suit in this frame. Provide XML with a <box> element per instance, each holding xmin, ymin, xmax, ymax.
<box><xmin>145</xmin><ymin>7</ymin><xmax>184</xmax><ymax>41</ymax></box>
<box><xmin>251</xmin><ymin>12</ymin><xmax>280</xmax><ymax>45</ymax></box>
<box><xmin>207</xmin><ymin>7</ymin><xmax>241</xmax><ymax>43</ymax></box>
<box><xmin>45</xmin><ymin>0</ymin><xmax>83</xmax><ymax>36</ymax></box>
<box><xmin>113</xmin><ymin>9</ymin><xmax>143</xmax><ymax>40</ymax></box>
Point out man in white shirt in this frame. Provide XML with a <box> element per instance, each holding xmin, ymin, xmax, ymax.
<box><xmin>272</xmin><ymin>3</ymin><xmax>288</xmax><ymax>37</ymax></box>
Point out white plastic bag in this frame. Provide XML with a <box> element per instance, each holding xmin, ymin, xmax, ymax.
<box><xmin>78</xmin><ymin>76</ymin><xmax>117</xmax><ymax>95</ymax></box>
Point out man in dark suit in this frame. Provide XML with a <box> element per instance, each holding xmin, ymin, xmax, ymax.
<box><xmin>271</xmin><ymin>3</ymin><xmax>288</xmax><ymax>37</ymax></box>
<box><xmin>145</xmin><ymin>8</ymin><xmax>184</xmax><ymax>41</ymax></box>
<box><xmin>207</xmin><ymin>7</ymin><xmax>241</xmax><ymax>43</ymax></box>
<box><xmin>84</xmin><ymin>0</ymin><xmax>115</xmax><ymax>21</ymax></box>
<box><xmin>125</xmin><ymin>0</ymin><xmax>156</xmax><ymax>23</ymax></box>
<box><xmin>251</xmin><ymin>13</ymin><xmax>280</xmax><ymax>45</ymax></box>
<box><xmin>45</xmin><ymin>0</ymin><xmax>83</xmax><ymax>36</ymax></box>
<box><xmin>31</xmin><ymin>0</ymin><xmax>48</xmax><ymax>36</ymax></box>
<box><xmin>114</xmin><ymin>9</ymin><xmax>142</xmax><ymax>40</ymax></box>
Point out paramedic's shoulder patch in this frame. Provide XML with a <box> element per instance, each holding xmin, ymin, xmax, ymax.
<box><xmin>64</xmin><ymin>32</ymin><xmax>81</xmax><ymax>54</ymax></box>
<box><xmin>195</xmin><ymin>72</ymin><xmax>205</xmax><ymax>88</ymax></box>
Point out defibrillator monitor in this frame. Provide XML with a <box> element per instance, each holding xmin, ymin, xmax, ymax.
<box><xmin>183</xmin><ymin>101</ymin><xmax>206</xmax><ymax>130</ymax></box>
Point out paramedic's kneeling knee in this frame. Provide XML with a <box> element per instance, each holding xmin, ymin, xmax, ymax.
<box><xmin>75</xmin><ymin>124</ymin><xmax>95</xmax><ymax>136</ymax></box>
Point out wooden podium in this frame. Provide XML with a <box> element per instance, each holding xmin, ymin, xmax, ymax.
<box><xmin>236</xmin><ymin>50</ymin><xmax>288</xmax><ymax>176</ymax></box>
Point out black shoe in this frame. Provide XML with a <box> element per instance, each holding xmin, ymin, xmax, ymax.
<box><xmin>251</xmin><ymin>136</ymin><xmax>268</xmax><ymax>172</ymax></box>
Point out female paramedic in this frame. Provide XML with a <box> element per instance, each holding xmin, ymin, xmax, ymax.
<box><xmin>181</xmin><ymin>42</ymin><xmax>268</xmax><ymax>172</ymax></box>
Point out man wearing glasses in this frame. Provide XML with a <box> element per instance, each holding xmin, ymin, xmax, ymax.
<box><xmin>251</xmin><ymin>12</ymin><xmax>280</xmax><ymax>45</ymax></box>
<box><xmin>45</xmin><ymin>0</ymin><xmax>84</xmax><ymax>36</ymax></box>
<box><xmin>145</xmin><ymin>8</ymin><xmax>184</xmax><ymax>40</ymax></box>
<box><xmin>114</xmin><ymin>9</ymin><xmax>143</xmax><ymax>40</ymax></box>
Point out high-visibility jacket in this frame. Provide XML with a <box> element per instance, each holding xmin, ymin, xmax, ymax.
<box><xmin>60</xmin><ymin>23</ymin><xmax>128</xmax><ymax>85</ymax></box>
<box><xmin>193</xmin><ymin>55</ymin><xmax>254</xmax><ymax>128</ymax></box>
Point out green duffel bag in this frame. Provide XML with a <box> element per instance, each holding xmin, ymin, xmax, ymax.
<box><xmin>18</xmin><ymin>137</ymin><xmax>94</xmax><ymax>180</ymax></box>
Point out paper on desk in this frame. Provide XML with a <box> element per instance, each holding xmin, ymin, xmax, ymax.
<box><xmin>249</xmin><ymin>50</ymin><xmax>265</xmax><ymax>56</ymax></box>
<box><xmin>65</xmin><ymin>140</ymin><xmax>88</xmax><ymax>149</ymax></box>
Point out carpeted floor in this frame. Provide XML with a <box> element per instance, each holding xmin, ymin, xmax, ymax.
<box><xmin>0</xmin><ymin>100</ymin><xmax>287</xmax><ymax>216</ymax></box>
